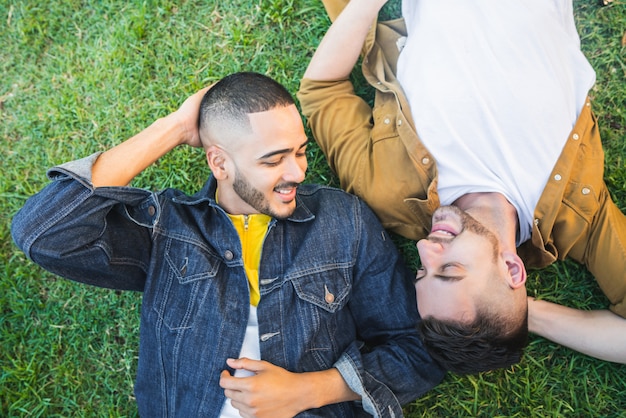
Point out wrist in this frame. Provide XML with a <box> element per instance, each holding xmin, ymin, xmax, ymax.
<box><xmin>527</xmin><ymin>298</ymin><xmax>561</xmax><ymax>335</ymax></box>
<box><xmin>156</xmin><ymin>113</ymin><xmax>189</xmax><ymax>148</ymax></box>
<box><xmin>302</xmin><ymin>368</ymin><xmax>359</xmax><ymax>410</ymax></box>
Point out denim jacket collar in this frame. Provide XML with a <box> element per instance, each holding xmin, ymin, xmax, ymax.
<box><xmin>172</xmin><ymin>175</ymin><xmax>316</xmax><ymax>224</ymax></box>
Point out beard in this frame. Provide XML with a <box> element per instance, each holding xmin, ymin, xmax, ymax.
<box><xmin>432</xmin><ymin>205</ymin><xmax>501</xmax><ymax>261</ymax></box>
<box><xmin>232</xmin><ymin>167</ymin><xmax>297</xmax><ymax>220</ymax></box>
<box><xmin>460</xmin><ymin>209</ymin><xmax>500</xmax><ymax>262</ymax></box>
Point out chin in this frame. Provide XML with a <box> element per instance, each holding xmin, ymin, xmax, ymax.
<box><xmin>267</xmin><ymin>203</ymin><xmax>296</xmax><ymax>220</ymax></box>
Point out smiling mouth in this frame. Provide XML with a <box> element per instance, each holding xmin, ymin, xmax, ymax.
<box><xmin>429</xmin><ymin>207</ymin><xmax>464</xmax><ymax>239</ymax></box>
<box><xmin>429</xmin><ymin>226</ymin><xmax>457</xmax><ymax>239</ymax></box>
<box><xmin>274</xmin><ymin>183</ymin><xmax>299</xmax><ymax>200</ymax></box>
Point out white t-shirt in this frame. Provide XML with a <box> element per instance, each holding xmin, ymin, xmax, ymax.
<box><xmin>397</xmin><ymin>0</ymin><xmax>595</xmax><ymax>244</ymax></box>
<box><xmin>219</xmin><ymin>305</ymin><xmax>261</xmax><ymax>417</ymax></box>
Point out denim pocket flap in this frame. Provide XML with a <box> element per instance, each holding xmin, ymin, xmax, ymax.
<box><xmin>165</xmin><ymin>243</ymin><xmax>221</xmax><ymax>285</ymax></box>
<box><xmin>290</xmin><ymin>266</ymin><xmax>351</xmax><ymax>313</ymax></box>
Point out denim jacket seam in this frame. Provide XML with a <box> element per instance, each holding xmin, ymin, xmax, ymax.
<box><xmin>156</xmin><ymin>228</ymin><xmax>218</xmax><ymax>254</ymax></box>
<box><xmin>283</xmin><ymin>261</ymin><xmax>354</xmax><ymax>279</ymax></box>
<box><xmin>22</xmin><ymin>186</ymin><xmax>93</xmax><ymax>260</ymax></box>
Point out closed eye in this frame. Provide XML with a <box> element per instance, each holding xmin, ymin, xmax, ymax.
<box><xmin>434</xmin><ymin>274</ymin><xmax>465</xmax><ymax>282</ymax></box>
<box><xmin>414</xmin><ymin>264</ymin><xmax>465</xmax><ymax>283</ymax></box>
<box><xmin>261</xmin><ymin>157</ymin><xmax>284</xmax><ymax>167</ymax></box>
<box><xmin>296</xmin><ymin>144</ymin><xmax>307</xmax><ymax>158</ymax></box>
<box><xmin>413</xmin><ymin>266</ymin><xmax>426</xmax><ymax>283</ymax></box>
<box><xmin>436</xmin><ymin>264</ymin><xmax>465</xmax><ymax>281</ymax></box>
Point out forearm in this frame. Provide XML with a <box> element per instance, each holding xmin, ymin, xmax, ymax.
<box><xmin>92</xmin><ymin>114</ymin><xmax>185</xmax><ymax>187</ymax></box>
<box><xmin>528</xmin><ymin>298</ymin><xmax>626</xmax><ymax>363</ymax></box>
<box><xmin>303</xmin><ymin>0</ymin><xmax>387</xmax><ymax>81</ymax></box>
<box><xmin>300</xmin><ymin>368</ymin><xmax>360</xmax><ymax>410</ymax></box>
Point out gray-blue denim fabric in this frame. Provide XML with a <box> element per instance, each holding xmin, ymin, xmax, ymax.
<box><xmin>12</xmin><ymin>154</ymin><xmax>444</xmax><ymax>417</ymax></box>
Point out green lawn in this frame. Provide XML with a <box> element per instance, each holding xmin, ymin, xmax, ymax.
<box><xmin>1</xmin><ymin>0</ymin><xmax>625</xmax><ymax>416</ymax></box>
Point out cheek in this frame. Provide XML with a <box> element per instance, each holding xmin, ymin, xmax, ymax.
<box><xmin>257</xmin><ymin>177</ymin><xmax>280</xmax><ymax>196</ymax></box>
<box><xmin>414</xmin><ymin>281</ymin><xmax>428</xmax><ymax>317</ymax></box>
<box><xmin>242</xmin><ymin>168</ymin><xmax>274</xmax><ymax>190</ymax></box>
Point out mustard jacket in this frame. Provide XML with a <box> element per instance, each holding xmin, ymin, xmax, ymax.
<box><xmin>298</xmin><ymin>15</ymin><xmax>626</xmax><ymax>317</ymax></box>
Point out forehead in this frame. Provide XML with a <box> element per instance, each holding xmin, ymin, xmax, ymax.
<box><xmin>243</xmin><ymin>105</ymin><xmax>307</xmax><ymax>150</ymax></box>
<box><xmin>246</xmin><ymin>105</ymin><xmax>302</xmax><ymax>131</ymax></box>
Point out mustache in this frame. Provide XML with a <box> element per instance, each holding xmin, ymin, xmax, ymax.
<box><xmin>425</xmin><ymin>235</ymin><xmax>455</xmax><ymax>245</ymax></box>
<box><xmin>274</xmin><ymin>182</ymin><xmax>300</xmax><ymax>190</ymax></box>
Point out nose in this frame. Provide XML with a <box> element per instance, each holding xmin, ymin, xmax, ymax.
<box><xmin>284</xmin><ymin>155</ymin><xmax>307</xmax><ymax>183</ymax></box>
<box><xmin>416</xmin><ymin>239</ymin><xmax>445</xmax><ymax>268</ymax></box>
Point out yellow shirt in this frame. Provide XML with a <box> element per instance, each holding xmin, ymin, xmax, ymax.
<box><xmin>227</xmin><ymin>213</ymin><xmax>271</xmax><ymax>306</ymax></box>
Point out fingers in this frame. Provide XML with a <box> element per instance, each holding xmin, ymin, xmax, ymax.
<box><xmin>219</xmin><ymin>361</ymin><xmax>259</xmax><ymax>391</ymax></box>
<box><xmin>220</xmin><ymin>369</ymin><xmax>248</xmax><ymax>402</ymax></box>
<box><xmin>220</xmin><ymin>368</ymin><xmax>254</xmax><ymax>415</ymax></box>
<box><xmin>226</xmin><ymin>357</ymin><xmax>267</xmax><ymax>372</ymax></box>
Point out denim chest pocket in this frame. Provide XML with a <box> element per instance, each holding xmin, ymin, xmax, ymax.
<box><xmin>289</xmin><ymin>265</ymin><xmax>352</xmax><ymax>313</ymax></box>
<box><xmin>154</xmin><ymin>239</ymin><xmax>221</xmax><ymax>332</ymax></box>
<box><xmin>283</xmin><ymin>266</ymin><xmax>353</xmax><ymax>361</ymax></box>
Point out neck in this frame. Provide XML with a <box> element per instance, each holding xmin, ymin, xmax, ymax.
<box><xmin>453</xmin><ymin>192</ymin><xmax>519</xmax><ymax>252</ymax></box>
<box><xmin>216</xmin><ymin>185</ymin><xmax>258</xmax><ymax>216</ymax></box>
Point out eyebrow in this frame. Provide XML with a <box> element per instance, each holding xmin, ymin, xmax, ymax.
<box><xmin>258</xmin><ymin>140</ymin><xmax>309</xmax><ymax>160</ymax></box>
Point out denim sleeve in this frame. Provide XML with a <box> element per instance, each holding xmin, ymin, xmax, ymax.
<box><xmin>333</xmin><ymin>199</ymin><xmax>444</xmax><ymax>417</ymax></box>
<box><xmin>11</xmin><ymin>154</ymin><xmax>155</xmax><ymax>291</ymax></box>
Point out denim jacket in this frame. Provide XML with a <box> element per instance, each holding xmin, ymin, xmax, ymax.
<box><xmin>11</xmin><ymin>154</ymin><xmax>443</xmax><ymax>417</ymax></box>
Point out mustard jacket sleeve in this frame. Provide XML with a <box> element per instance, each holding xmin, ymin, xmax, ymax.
<box><xmin>298</xmin><ymin>78</ymin><xmax>372</xmax><ymax>197</ymax></box>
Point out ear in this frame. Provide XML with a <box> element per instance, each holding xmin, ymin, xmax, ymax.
<box><xmin>502</xmin><ymin>251</ymin><xmax>527</xmax><ymax>289</ymax></box>
<box><xmin>205</xmin><ymin>145</ymin><xmax>229</xmax><ymax>180</ymax></box>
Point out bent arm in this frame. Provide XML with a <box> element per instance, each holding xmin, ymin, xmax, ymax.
<box><xmin>11</xmin><ymin>87</ymin><xmax>210</xmax><ymax>290</ymax></box>
<box><xmin>92</xmin><ymin>86</ymin><xmax>208</xmax><ymax>187</ymax></box>
<box><xmin>303</xmin><ymin>0</ymin><xmax>387</xmax><ymax>81</ymax></box>
<box><xmin>11</xmin><ymin>166</ymin><xmax>154</xmax><ymax>291</ymax></box>
<box><xmin>298</xmin><ymin>0</ymin><xmax>387</xmax><ymax>199</ymax></box>
<box><xmin>528</xmin><ymin>298</ymin><xmax>626</xmax><ymax>363</ymax></box>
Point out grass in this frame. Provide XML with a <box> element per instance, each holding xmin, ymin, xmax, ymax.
<box><xmin>1</xmin><ymin>0</ymin><xmax>625</xmax><ymax>416</ymax></box>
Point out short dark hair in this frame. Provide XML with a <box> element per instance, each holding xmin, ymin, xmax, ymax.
<box><xmin>198</xmin><ymin>72</ymin><xmax>295</xmax><ymax>142</ymax></box>
<box><xmin>418</xmin><ymin>304</ymin><xmax>529</xmax><ymax>375</ymax></box>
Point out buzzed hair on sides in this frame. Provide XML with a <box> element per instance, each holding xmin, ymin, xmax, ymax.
<box><xmin>198</xmin><ymin>72</ymin><xmax>295</xmax><ymax>146</ymax></box>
